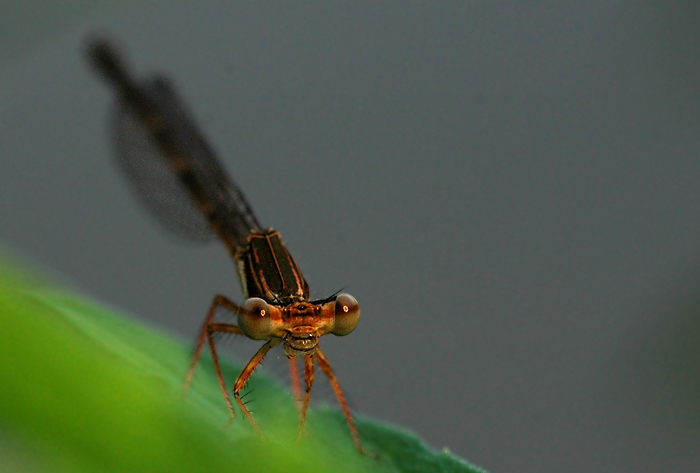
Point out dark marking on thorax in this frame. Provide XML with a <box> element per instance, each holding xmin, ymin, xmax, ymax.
<box><xmin>236</xmin><ymin>229</ymin><xmax>309</xmax><ymax>303</ymax></box>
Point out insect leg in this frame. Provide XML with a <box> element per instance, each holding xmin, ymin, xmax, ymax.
<box><xmin>296</xmin><ymin>354</ymin><xmax>315</xmax><ymax>442</ymax></box>
<box><xmin>288</xmin><ymin>355</ymin><xmax>302</xmax><ymax>408</ymax></box>
<box><xmin>233</xmin><ymin>339</ymin><xmax>280</xmax><ymax>437</ymax></box>
<box><xmin>315</xmin><ymin>348</ymin><xmax>373</xmax><ymax>456</ymax></box>
<box><xmin>182</xmin><ymin>295</ymin><xmax>242</xmax><ymax>418</ymax></box>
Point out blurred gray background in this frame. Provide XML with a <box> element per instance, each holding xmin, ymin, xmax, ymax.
<box><xmin>2</xmin><ymin>1</ymin><xmax>700</xmax><ymax>472</ymax></box>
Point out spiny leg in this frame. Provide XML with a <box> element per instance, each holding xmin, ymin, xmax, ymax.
<box><xmin>296</xmin><ymin>354</ymin><xmax>315</xmax><ymax>442</ymax></box>
<box><xmin>206</xmin><ymin>329</ymin><xmax>235</xmax><ymax>418</ymax></box>
<box><xmin>182</xmin><ymin>295</ymin><xmax>243</xmax><ymax>418</ymax></box>
<box><xmin>315</xmin><ymin>348</ymin><xmax>372</xmax><ymax>456</ymax></box>
<box><xmin>233</xmin><ymin>339</ymin><xmax>280</xmax><ymax>438</ymax></box>
<box><xmin>183</xmin><ymin>295</ymin><xmax>240</xmax><ymax>391</ymax></box>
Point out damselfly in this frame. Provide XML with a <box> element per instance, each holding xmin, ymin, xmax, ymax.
<box><xmin>86</xmin><ymin>39</ymin><xmax>368</xmax><ymax>454</ymax></box>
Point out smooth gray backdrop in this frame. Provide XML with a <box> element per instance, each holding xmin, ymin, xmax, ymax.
<box><xmin>1</xmin><ymin>2</ymin><xmax>700</xmax><ymax>472</ymax></box>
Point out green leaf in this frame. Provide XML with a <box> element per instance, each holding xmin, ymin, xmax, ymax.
<box><xmin>0</xmin><ymin>255</ymin><xmax>485</xmax><ymax>473</ymax></box>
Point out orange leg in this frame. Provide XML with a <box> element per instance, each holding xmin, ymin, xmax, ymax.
<box><xmin>233</xmin><ymin>339</ymin><xmax>280</xmax><ymax>438</ymax></box>
<box><xmin>288</xmin><ymin>355</ymin><xmax>302</xmax><ymax>408</ymax></box>
<box><xmin>315</xmin><ymin>348</ymin><xmax>372</xmax><ymax>456</ymax></box>
<box><xmin>296</xmin><ymin>355</ymin><xmax>315</xmax><ymax>441</ymax></box>
<box><xmin>182</xmin><ymin>295</ymin><xmax>243</xmax><ymax>418</ymax></box>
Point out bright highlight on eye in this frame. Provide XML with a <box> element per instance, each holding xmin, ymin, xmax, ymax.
<box><xmin>332</xmin><ymin>293</ymin><xmax>360</xmax><ymax>336</ymax></box>
<box><xmin>238</xmin><ymin>298</ymin><xmax>273</xmax><ymax>340</ymax></box>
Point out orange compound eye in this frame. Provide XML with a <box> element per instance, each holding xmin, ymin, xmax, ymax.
<box><xmin>332</xmin><ymin>293</ymin><xmax>360</xmax><ymax>336</ymax></box>
<box><xmin>238</xmin><ymin>298</ymin><xmax>273</xmax><ymax>340</ymax></box>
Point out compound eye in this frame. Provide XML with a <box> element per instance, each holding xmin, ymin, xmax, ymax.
<box><xmin>238</xmin><ymin>298</ymin><xmax>273</xmax><ymax>340</ymax></box>
<box><xmin>332</xmin><ymin>293</ymin><xmax>360</xmax><ymax>336</ymax></box>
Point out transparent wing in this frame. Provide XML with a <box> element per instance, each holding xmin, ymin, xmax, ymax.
<box><xmin>111</xmin><ymin>76</ymin><xmax>262</xmax><ymax>247</ymax></box>
<box><xmin>113</xmin><ymin>103</ymin><xmax>215</xmax><ymax>241</ymax></box>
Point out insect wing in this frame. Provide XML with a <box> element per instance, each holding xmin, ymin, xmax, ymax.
<box><xmin>111</xmin><ymin>76</ymin><xmax>262</xmax><ymax>246</ymax></box>
<box><xmin>114</xmin><ymin>102</ymin><xmax>214</xmax><ymax>240</ymax></box>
